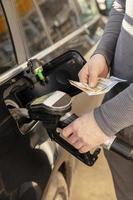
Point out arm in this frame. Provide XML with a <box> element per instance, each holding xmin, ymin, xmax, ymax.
<box><xmin>94</xmin><ymin>84</ymin><xmax>133</xmax><ymax>136</ymax></box>
<box><xmin>94</xmin><ymin>0</ymin><xmax>126</xmax><ymax>66</ymax></box>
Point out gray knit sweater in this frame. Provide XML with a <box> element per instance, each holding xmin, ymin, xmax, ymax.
<box><xmin>94</xmin><ymin>0</ymin><xmax>133</xmax><ymax>136</ymax></box>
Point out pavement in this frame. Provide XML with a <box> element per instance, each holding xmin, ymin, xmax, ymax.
<box><xmin>71</xmin><ymin>151</ymin><xmax>116</xmax><ymax>200</ymax></box>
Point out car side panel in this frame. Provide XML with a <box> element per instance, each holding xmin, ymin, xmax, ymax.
<box><xmin>0</xmin><ymin>84</ymin><xmax>51</xmax><ymax>193</ymax></box>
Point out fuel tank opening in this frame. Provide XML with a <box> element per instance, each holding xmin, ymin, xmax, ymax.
<box><xmin>5</xmin><ymin>99</ymin><xmax>36</xmax><ymax>135</ymax></box>
<box><xmin>5</xmin><ymin>99</ymin><xmax>49</xmax><ymax>147</ymax></box>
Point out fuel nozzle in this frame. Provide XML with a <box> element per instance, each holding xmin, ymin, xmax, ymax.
<box><xmin>28</xmin><ymin>91</ymin><xmax>101</xmax><ymax>166</ymax></box>
<box><xmin>28</xmin><ymin>59</ymin><xmax>46</xmax><ymax>84</ymax></box>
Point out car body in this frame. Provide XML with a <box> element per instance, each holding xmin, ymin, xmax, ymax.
<box><xmin>0</xmin><ymin>0</ymin><xmax>105</xmax><ymax>199</ymax></box>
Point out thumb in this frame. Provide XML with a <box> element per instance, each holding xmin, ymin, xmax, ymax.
<box><xmin>89</xmin><ymin>73</ymin><xmax>98</xmax><ymax>88</ymax></box>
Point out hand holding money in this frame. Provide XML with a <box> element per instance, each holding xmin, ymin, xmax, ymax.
<box><xmin>64</xmin><ymin>55</ymin><xmax>126</xmax><ymax>153</ymax></box>
<box><xmin>78</xmin><ymin>54</ymin><xmax>109</xmax><ymax>87</ymax></box>
<box><xmin>70</xmin><ymin>76</ymin><xmax>126</xmax><ymax>96</ymax></box>
<box><xmin>73</xmin><ymin>54</ymin><xmax>126</xmax><ymax>95</ymax></box>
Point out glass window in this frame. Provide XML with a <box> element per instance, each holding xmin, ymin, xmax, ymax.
<box><xmin>106</xmin><ymin>0</ymin><xmax>113</xmax><ymax>10</ymax></box>
<box><xmin>15</xmin><ymin>0</ymin><xmax>79</xmax><ymax>57</ymax></box>
<box><xmin>15</xmin><ymin>0</ymin><xmax>101</xmax><ymax>59</ymax></box>
<box><xmin>0</xmin><ymin>4</ymin><xmax>17</xmax><ymax>75</ymax></box>
<box><xmin>15</xmin><ymin>0</ymin><xmax>51</xmax><ymax>57</ymax></box>
<box><xmin>39</xmin><ymin>0</ymin><xmax>78</xmax><ymax>42</ymax></box>
<box><xmin>76</xmin><ymin>0</ymin><xmax>99</xmax><ymax>24</ymax></box>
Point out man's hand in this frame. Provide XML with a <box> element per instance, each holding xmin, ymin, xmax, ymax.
<box><xmin>62</xmin><ymin>111</ymin><xmax>110</xmax><ymax>153</ymax></box>
<box><xmin>78</xmin><ymin>54</ymin><xmax>109</xmax><ymax>87</ymax></box>
<box><xmin>62</xmin><ymin>54</ymin><xmax>110</xmax><ymax>153</ymax></box>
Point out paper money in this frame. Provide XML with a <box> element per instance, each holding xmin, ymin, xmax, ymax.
<box><xmin>69</xmin><ymin>76</ymin><xmax>127</xmax><ymax>96</ymax></box>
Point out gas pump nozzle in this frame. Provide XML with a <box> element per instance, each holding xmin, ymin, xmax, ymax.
<box><xmin>28</xmin><ymin>91</ymin><xmax>100</xmax><ymax>166</ymax></box>
<box><xmin>28</xmin><ymin>91</ymin><xmax>133</xmax><ymax>166</ymax></box>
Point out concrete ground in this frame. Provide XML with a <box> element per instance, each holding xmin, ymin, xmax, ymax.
<box><xmin>70</xmin><ymin>92</ymin><xmax>117</xmax><ymax>200</ymax></box>
<box><xmin>71</xmin><ymin>151</ymin><xmax>116</xmax><ymax>200</ymax></box>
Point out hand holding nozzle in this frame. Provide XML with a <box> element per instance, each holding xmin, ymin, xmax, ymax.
<box><xmin>28</xmin><ymin>91</ymin><xmax>101</xmax><ymax>166</ymax></box>
<box><xmin>28</xmin><ymin>91</ymin><xmax>133</xmax><ymax>166</ymax></box>
<box><xmin>62</xmin><ymin>112</ymin><xmax>133</xmax><ymax>161</ymax></box>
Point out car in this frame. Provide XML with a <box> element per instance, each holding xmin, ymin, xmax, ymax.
<box><xmin>0</xmin><ymin>0</ymin><xmax>105</xmax><ymax>199</ymax></box>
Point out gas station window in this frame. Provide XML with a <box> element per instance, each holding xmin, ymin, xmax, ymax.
<box><xmin>15</xmin><ymin>0</ymin><xmax>101</xmax><ymax>58</ymax></box>
<box><xmin>76</xmin><ymin>0</ymin><xmax>99</xmax><ymax>24</ymax></box>
<box><xmin>39</xmin><ymin>0</ymin><xmax>78</xmax><ymax>42</ymax></box>
<box><xmin>0</xmin><ymin>4</ymin><xmax>17</xmax><ymax>75</ymax></box>
<box><xmin>15</xmin><ymin>0</ymin><xmax>51</xmax><ymax>57</ymax></box>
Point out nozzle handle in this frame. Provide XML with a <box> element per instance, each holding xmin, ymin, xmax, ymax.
<box><xmin>57</xmin><ymin>113</ymin><xmax>100</xmax><ymax>166</ymax></box>
<box><xmin>60</xmin><ymin>113</ymin><xmax>133</xmax><ymax>162</ymax></box>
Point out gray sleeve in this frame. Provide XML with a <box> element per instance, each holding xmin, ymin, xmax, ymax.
<box><xmin>94</xmin><ymin>0</ymin><xmax>125</xmax><ymax>66</ymax></box>
<box><xmin>94</xmin><ymin>84</ymin><xmax>133</xmax><ymax>136</ymax></box>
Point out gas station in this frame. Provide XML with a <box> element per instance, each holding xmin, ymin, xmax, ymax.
<box><xmin>1</xmin><ymin>1</ymin><xmax>132</xmax><ymax>200</ymax></box>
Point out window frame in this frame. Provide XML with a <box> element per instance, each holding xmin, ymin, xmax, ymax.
<box><xmin>0</xmin><ymin>2</ymin><xmax>18</xmax><ymax>66</ymax></box>
<box><xmin>1</xmin><ymin>0</ymin><xmax>27</xmax><ymax>65</ymax></box>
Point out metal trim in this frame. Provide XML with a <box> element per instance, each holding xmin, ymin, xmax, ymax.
<box><xmin>0</xmin><ymin>15</ymin><xmax>100</xmax><ymax>86</ymax></box>
<box><xmin>2</xmin><ymin>0</ymin><xmax>27</xmax><ymax>64</ymax></box>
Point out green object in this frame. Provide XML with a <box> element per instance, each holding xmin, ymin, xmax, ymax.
<box><xmin>35</xmin><ymin>67</ymin><xmax>45</xmax><ymax>81</ymax></box>
<box><xmin>106</xmin><ymin>0</ymin><xmax>113</xmax><ymax>10</ymax></box>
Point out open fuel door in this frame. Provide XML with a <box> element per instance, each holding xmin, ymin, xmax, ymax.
<box><xmin>26</xmin><ymin>50</ymin><xmax>87</xmax><ymax>98</ymax></box>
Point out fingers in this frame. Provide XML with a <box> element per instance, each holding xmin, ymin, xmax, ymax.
<box><xmin>68</xmin><ymin>134</ymin><xmax>85</xmax><ymax>149</ymax></box>
<box><xmin>78</xmin><ymin>63</ymin><xmax>99</xmax><ymax>87</ymax></box>
<box><xmin>62</xmin><ymin>117</ymin><xmax>93</xmax><ymax>153</ymax></box>
<box><xmin>79</xmin><ymin>145</ymin><xmax>90</xmax><ymax>153</ymax></box>
<box><xmin>68</xmin><ymin>133</ymin><xmax>88</xmax><ymax>150</ymax></box>
<box><xmin>73</xmin><ymin>140</ymin><xmax>85</xmax><ymax>149</ymax></box>
<box><xmin>63</xmin><ymin>130</ymin><xmax>92</xmax><ymax>153</ymax></box>
<box><xmin>63</xmin><ymin>125</ymin><xmax>85</xmax><ymax>150</ymax></box>
<box><xmin>68</xmin><ymin>133</ymin><xmax>78</xmax><ymax>144</ymax></box>
<box><xmin>63</xmin><ymin>125</ymin><xmax>73</xmax><ymax>138</ymax></box>
<box><xmin>80</xmin><ymin>73</ymin><xmax>89</xmax><ymax>84</ymax></box>
<box><xmin>78</xmin><ymin>63</ymin><xmax>89</xmax><ymax>84</ymax></box>
<box><xmin>89</xmin><ymin>71</ymin><xmax>98</xmax><ymax>88</ymax></box>
<box><xmin>63</xmin><ymin>127</ymin><xmax>89</xmax><ymax>152</ymax></box>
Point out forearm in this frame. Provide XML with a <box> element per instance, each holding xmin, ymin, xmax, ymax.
<box><xmin>94</xmin><ymin>84</ymin><xmax>133</xmax><ymax>136</ymax></box>
<box><xmin>94</xmin><ymin>0</ymin><xmax>125</xmax><ymax>66</ymax></box>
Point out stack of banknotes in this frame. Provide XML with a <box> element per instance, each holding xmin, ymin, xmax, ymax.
<box><xmin>69</xmin><ymin>76</ymin><xmax>126</xmax><ymax>96</ymax></box>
